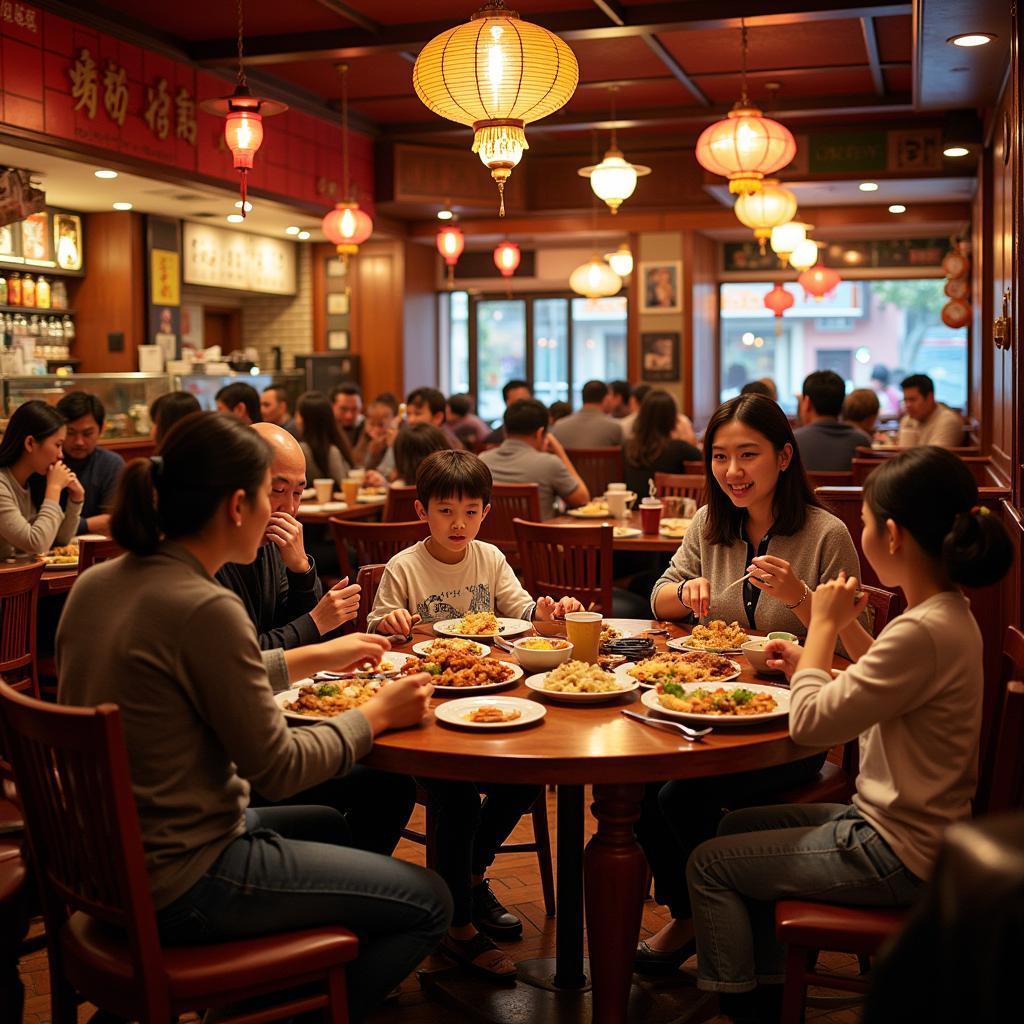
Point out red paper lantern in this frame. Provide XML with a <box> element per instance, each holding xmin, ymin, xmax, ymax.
<box><xmin>224</xmin><ymin>108</ymin><xmax>264</xmax><ymax>171</ymax></box>
<box><xmin>494</xmin><ymin>241</ymin><xmax>521</xmax><ymax>278</ymax></box>
<box><xmin>436</xmin><ymin>224</ymin><xmax>465</xmax><ymax>287</ymax></box>
<box><xmin>322</xmin><ymin>201</ymin><xmax>374</xmax><ymax>259</ymax></box>
<box><xmin>941</xmin><ymin>299</ymin><xmax>971</xmax><ymax>329</ymax></box>
<box><xmin>763</xmin><ymin>282</ymin><xmax>795</xmax><ymax>335</ymax></box>
<box><xmin>798</xmin><ymin>263</ymin><xmax>841</xmax><ymax>301</ymax></box>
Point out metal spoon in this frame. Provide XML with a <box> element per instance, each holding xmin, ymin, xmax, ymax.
<box><xmin>621</xmin><ymin>709</ymin><xmax>712</xmax><ymax>740</ymax></box>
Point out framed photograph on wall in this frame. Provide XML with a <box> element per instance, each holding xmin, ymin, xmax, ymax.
<box><xmin>327</xmin><ymin>330</ymin><xmax>349</xmax><ymax>351</ymax></box>
<box><xmin>641</xmin><ymin>331</ymin><xmax>680</xmax><ymax>382</ymax></box>
<box><xmin>638</xmin><ymin>260</ymin><xmax>682</xmax><ymax>313</ymax></box>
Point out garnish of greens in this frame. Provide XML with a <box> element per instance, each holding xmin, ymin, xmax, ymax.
<box><xmin>661</xmin><ymin>683</ymin><xmax>756</xmax><ymax>705</ymax></box>
<box><xmin>315</xmin><ymin>683</ymin><xmax>341</xmax><ymax>697</ymax></box>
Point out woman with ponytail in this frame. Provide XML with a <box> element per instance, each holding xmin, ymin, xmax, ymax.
<box><xmin>57</xmin><ymin>412</ymin><xmax>450</xmax><ymax>1021</ymax></box>
<box><xmin>682</xmin><ymin>446</ymin><xmax>1013</xmax><ymax>1023</ymax></box>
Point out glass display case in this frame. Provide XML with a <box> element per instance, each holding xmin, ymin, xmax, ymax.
<box><xmin>0</xmin><ymin>373</ymin><xmax>170</xmax><ymax>439</ymax></box>
<box><xmin>172</xmin><ymin>370</ymin><xmax>305</xmax><ymax>411</ymax></box>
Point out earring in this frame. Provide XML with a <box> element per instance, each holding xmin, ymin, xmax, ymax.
<box><xmin>235</xmin><ymin>520</ymin><xmax>242</xmax><ymax>528</ymax></box>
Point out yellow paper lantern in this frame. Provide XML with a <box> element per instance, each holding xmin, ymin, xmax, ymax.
<box><xmin>605</xmin><ymin>243</ymin><xmax>634</xmax><ymax>277</ymax></box>
<box><xmin>569</xmin><ymin>257</ymin><xmax>622</xmax><ymax>299</ymax></box>
<box><xmin>734</xmin><ymin>179</ymin><xmax>798</xmax><ymax>252</ymax></box>
<box><xmin>578</xmin><ymin>148</ymin><xmax>651</xmax><ymax>214</ymax></box>
<box><xmin>412</xmin><ymin>1</ymin><xmax>579</xmax><ymax>216</ymax></box>
<box><xmin>770</xmin><ymin>221</ymin><xmax>812</xmax><ymax>267</ymax></box>
<box><xmin>789</xmin><ymin>237</ymin><xmax>820</xmax><ymax>272</ymax></box>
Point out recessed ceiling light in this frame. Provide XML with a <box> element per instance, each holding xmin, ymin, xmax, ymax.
<box><xmin>226</xmin><ymin>213</ymin><xmax>245</xmax><ymax>224</ymax></box>
<box><xmin>234</xmin><ymin>200</ymin><xmax>254</xmax><ymax>212</ymax></box>
<box><xmin>943</xmin><ymin>145</ymin><xmax>970</xmax><ymax>158</ymax></box>
<box><xmin>112</xmin><ymin>202</ymin><xmax>133</xmax><ymax>210</ymax></box>
<box><xmin>858</xmin><ymin>182</ymin><xmax>879</xmax><ymax>192</ymax></box>
<box><xmin>948</xmin><ymin>33</ymin><xmax>996</xmax><ymax>47</ymax></box>
<box><xmin>437</xmin><ymin>209</ymin><xmax>454</xmax><ymax>220</ymax></box>
<box><xmin>297</xmin><ymin>230</ymin><xmax>311</xmax><ymax>240</ymax></box>
<box><xmin>888</xmin><ymin>204</ymin><xmax>907</xmax><ymax>214</ymax></box>
<box><xmin>285</xmin><ymin>225</ymin><xmax>301</xmax><ymax>235</ymax></box>
<box><xmin>94</xmin><ymin>169</ymin><xmax>118</xmax><ymax>179</ymax></box>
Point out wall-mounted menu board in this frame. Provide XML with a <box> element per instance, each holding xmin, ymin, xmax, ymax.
<box><xmin>183</xmin><ymin>223</ymin><xmax>296</xmax><ymax>295</ymax></box>
<box><xmin>722</xmin><ymin>237</ymin><xmax>950</xmax><ymax>274</ymax></box>
<box><xmin>0</xmin><ymin>208</ymin><xmax>84</xmax><ymax>275</ymax></box>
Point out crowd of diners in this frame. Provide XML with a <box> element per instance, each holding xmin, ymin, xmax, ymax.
<box><xmin>0</xmin><ymin>369</ymin><xmax>1011</xmax><ymax>1024</ymax></box>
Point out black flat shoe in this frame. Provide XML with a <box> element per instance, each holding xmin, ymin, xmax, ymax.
<box><xmin>633</xmin><ymin>937</ymin><xmax>697</xmax><ymax>975</ymax></box>
<box><xmin>440</xmin><ymin>932</ymin><xmax>518</xmax><ymax>982</ymax></box>
<box><xmin>471</xmin><ymin>880</ymin><xmax>523</xmax><ymax>939</ymax></box>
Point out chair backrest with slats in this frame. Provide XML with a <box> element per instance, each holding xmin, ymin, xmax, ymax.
<box><xmin>979</xmin><ymin>680</ymin><xmax>1024</xmax><ymax>815</ymax></box>
<box><xmin>564</xmin><ymin>447</ymin><xmax>624</xmax><ymax>499</ymax></box>
<box><xmin>683</xmin><ymin>460</ymin><xmax>705</xmax><ymax>475</ymax></box>
<box><xmin>513</xmin><ymin>518</ymin><xmax>614</xmax><ymax>614</ymax></box>
<box><xmin>478</xmin><ymin>484</ymin><xmax>542</xmax><ymax>568</ymax></box>
<box><xmin>0</xmin><ymin>682</ymin><xmax>167</xmax><ymax>1009</ymax></box>
<box><xmin>653</xmin><ymin>472</ymin><xmax>706</xmax><ymax>504</ymax></box>
<box><xmin>0</xmin><ymin>561</ymin><xmax>44</xmax><ymax>698</ymax></box>
<box><xmin>383</xmin><ymin>485</ymin><xmax>419</xmax><ymax>522</ymax></box>
<box><xmin>328</xmin><ymin>518</ymin><xmax>429</xmax><ymax>578</ymax></box>
<box><xmin>78</xmin><ymin>536</ymin><xmax>124</xmax><ymax>574</ymax></box>
<box><xmin>807</xmin><ymin>470</ymin><xmax>854</xmax><ymax>489</ymax></box>
<box><xmin>858</xmin><ymin>584</ymin><xmax>899</xmax><ymax>636</ymax></box>
<box><xmin>355</xmin><ymin>563</ymin><xmax>387</xmax><ymax>632</ymax></box>
<box><xmin>975</xmin><ymin>626</ymin><xmax>1024</xmax><ymax>814</ymax></box>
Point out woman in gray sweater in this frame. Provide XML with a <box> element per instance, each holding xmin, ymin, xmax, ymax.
<box><xmin>0</xmin><ymin>400</ymin><xmax>83</xmax><ymax>558</ymax></box>
<box><xmin>636</xmin><ymin>394</ymin><xmax>864</xmax><ymax>977</ymax></box>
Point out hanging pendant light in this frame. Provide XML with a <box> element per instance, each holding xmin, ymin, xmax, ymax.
<box><xmin>412</xmin><ymin>1</ymin><xmax>579</xmax><ymax>216</ymax></box>
<box><xmin>694</xmin><ymin>20</ymin><xmax>796</xmax><ymax>195</ymax></box>
<box><xmin>789</xmin><ymin>237</ymin><xmax>820</xmax><ymax>272</ymax></box>
<box><xmin>770</xmin><ymin>221</ymin><xmax>812</xmax><ymax>267</ymax></box>
<box><xmin>577</xmin><ymin>87</ymin><xmax>651</xmax><ymax>214</ymax></box>
<box><xmin>605</xmin><ymin>243</ymin><xmax>634</xmax><ymax>278</ymax></box>
<box><xmin>436</xmin><ymin>223</ymin><xmax>465</xmax><ymax>288</ymax></box>
<box><xmin>321</xmin><ymin>65</ymin><xmax>373</xmax><ymax>264</ymax></box>
<box><xmin>763</xmin><ymin>282</ymin><xmax>795</xmax><ymax>336</ymax></box>
<box><xmin>799</xmin><ymin>262</ymin><xmax>842</xmax><ymax>301</ymax></box>
<box><xmin>734</xmin><ymin>179</ymin><xmax>797</xmax><ymax>252</ymax></box>
<box><xmin>200</xmin><ymin>0</ymin><xmax>287</xmax><ymax>216</ymax></box>
<box><xmin>570</xmin><ymin>257</ymin><xmax>622</xmax><ymax>299</ymax></box>
<box><xmin>493</xmin><ymin>240</ymin><xmax>521</xmax><ymax>278</ymax></box>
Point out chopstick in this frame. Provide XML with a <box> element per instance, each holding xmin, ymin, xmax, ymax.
<box><xmin>722</xmin><ymin>571</ymin><xmax>755</xmax><ymax>593</ymax></box>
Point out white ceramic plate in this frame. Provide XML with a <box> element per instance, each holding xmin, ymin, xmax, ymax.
<box><xmin>567</xmin><ymin>506</ymin><xmax>611</xmax><ymax>518</ymax></box>
<box><xmin>623</xmin><ymin>657</ymin><xmax>742</xmax><ymax>689</ymax></box>
<box><xmin>640</xmin><ymin>682</ymin><xmax>790</xmax><ymax>725</ymax></box>
<box><xmin>357</xmin><ymin>493</ymin><xmax>388</xmax><ymax>504</ymax></box>
<box><xmin>612</xmin><ymin>526</ymin><xmax>642</xmax><ymax>539</ymax></box>
<box><xmin>298</xmin><ymin>503</ymin><xmax>325</xmax><ymax>513</ymax></box>
<box><xmin>434</xmin><ymin>695</ymin><xmax>546</xmax><ymax>730</ymax></box>
<box><xmin>600</xmin><ymin>626</ymin><xmax>635</xmax><ymax>646</ymax></box>
<box><xmin>667</xmin><ymin>635</ymin><xmax>749</xmax><ymax>655</ymax></box>
<box><xmin>42</xmin><ymin>558</ymin><xmax>78</xmax><ymax>569</ymax></box>
<box><xmin>301</xmin><ymin>487</ymin><xmax>316</xmax><ymax>501</ymax></box>
<box><xmin>523</xmin><ymin>667</ymin><xmax>638</xmax><ymax>703</ymax></box>
<box><xmin>433</xmin><ymin>617</ymin><xmax>533</xmax><ymax>640</ymax></box>
<box><xmin>412</xmin><ymin>638</ymin><xmax>490</xmax><ymax>658</ymax></box>
<box><xmin>659</xmin><ymin>517</ymin><xmax>692</xmax><ymax>538</ymax></box>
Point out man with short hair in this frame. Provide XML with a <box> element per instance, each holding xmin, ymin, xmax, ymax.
<box><xmin>260</xmin><ymin>385</ymin><xmax>299</xmax><ymax>438</ymax></box>
<box><xmin>608</xmin><ymin>380</ymin><xmax>631</xmax><ymax>419</ymax></box>
<box><xmin>215</xmin><ymin>382</ymin><xmax>262</xmax><ymax>425</ymax></box>
<box><xmin>484</xmin><ymin>379</ymin><xmax>533</xmax><ymax>445</ymax></box>
<box><xmin>331</xmin><ymin>383</ymin><xmax>364</xmax><ymax>449</ymax></box>
<box><xmin>53</xmin><ymin>391</ymin><xmax>124</xmax><ymax>535</ymax></box>
<box><xmin>793</xmin><ymin>370</ymin><xmax>871</xmax><ymax>471</ymax></box>
<box><xmin>618</xmin><ymin>383</ymin><xmax>651</xmax><ymax>435</ymax></box>
<box><xmin>550</xmin><ymin>379</ymin><xmax>624</xmax><ymax>448</ymax></box>
<box><xmin>479</xmin><ymin>399</ymin><xmax>589</xmax><ymax>517</ymax></box>
<box><xmin>215</xmin><ymin>423</ymin><xmax>361</xmax><ymax>650</ymax></box>
<box><xmin>406</xmin><ymin>386</ymin><xmax>463</xmax><ymax>449</ymax></box>
<box><xmin>897</xmin><ymin>373</ymin><xmax>964</xmax><ymax>447</ymax></box>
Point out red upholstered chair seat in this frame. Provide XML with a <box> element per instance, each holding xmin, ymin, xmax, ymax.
<box><xmin>776</xmin><ymin>901</ymin><xmax>905</xmax><ymax>953</ymax></box>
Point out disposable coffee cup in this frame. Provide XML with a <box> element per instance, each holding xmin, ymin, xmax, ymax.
<box><xmin>348</xmin><ymin>468</ymin><xmax>367</xmax><ymax>484</ymax></box>
<box><xmin>639</xmin><ymin>497</ymin><xmax>663</xmax><ymax>534</ymax></box>
<box><xmin>607</xmin><ymin>482</ymin><xmax>626</xmax><ymax>492</ymax></box>
<box><xmin>605</xmin><ymin>491</ymin><xmax>629</xmax><ymax>518</ymax></box>
<box><xmin>313</xmin><ymin>478</ymin><xmax>334</xmax><ymax>503</ymax></box>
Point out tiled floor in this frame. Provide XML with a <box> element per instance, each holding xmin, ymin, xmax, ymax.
<box><xmin>18</xmin><ymin>790</ymin><xmax>863</xmax><ymax>1023</ymax></box>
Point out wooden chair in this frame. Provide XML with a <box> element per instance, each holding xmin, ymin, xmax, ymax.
<box><xmin>328</xmin><ymin>518</ymin><xmax>429</xmax><ymax>579</ymax></box>
<box><xmin>77</xmin><ymin>536</ymin><xmax>123</xmax><ymax>574</ymax></box>
<box><xmin>564</xmin><ymin>447</ymin><xmax>623</xmax><ymax>499</ymax></box>
<box><xmin>853</xmin><ymin>454</ymin><xmax>996</xmax><ymax>487</ymax></box>
<box><xmin>0</xmin><ymin>561</ymin><xmax>44</xmax><ymax>699</ymax></box>
<box><xmin>806</xmin><ymin>470</ymin><xmax>853</xmax><ymax>489</ymax></box>
<box><xmin>353</xmin><ymin>564</ymin><xmax>387</xmax><ymax>633</ymax></box>
<box><xmin>513</xmin><ymin>518</ymin><xmax>614</xmax><ymax>614</ymax></box>
<box><xmin>853</xmin><ymin>445</ymin><xmax>981</xmax><ymax>459</ymax></box>
<box><xmin>477</xmin><ymin>483</ymin><xmax>542</xmax><ymax>570</ymax></box>
<box><xmin>653</xmin><ymin>472</ymin><xmax>706</xmax><ymax>504</ymax></box>
<box><xmin>0</xmin><ymin>839</ymin><xmax>29</xmax><ymax>1022</ymax></box>
<box><xmin>382</xmin><ymin>485</ymin><xmax>419</xmax><ymax>522</ymax></box>
<box><xmin>0</xmin><ymin>681</ymin><xmax>359</xmax><ymax>1024</ymax></box>
<box><xmin>684</xmin><ymin>460</ymin><xmax>705</xmax><ymax>475</ymax></box>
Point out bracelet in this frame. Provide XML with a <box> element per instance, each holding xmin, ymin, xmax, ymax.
<box><xmin>786</xmin><ymin>582</ymin><xmax>811</xmax><ymax>610</ymax></box>
<box><xmin>676</xmin><ymin>580</ymin><xmax>688</xmax><ymax>607</ymax></box>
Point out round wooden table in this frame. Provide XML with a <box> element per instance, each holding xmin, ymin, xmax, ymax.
<box><xmin>365</xmin><ymin>619</ymin><xmax>831</xmax><ymax>1024</ymax></box>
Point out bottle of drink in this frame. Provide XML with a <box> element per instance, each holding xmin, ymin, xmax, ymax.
<box><xmin>8</xmin><ymin>273</ymin><xmax>21</xmax><ymax>306</ymax></box>
<box><xmin>63</xmin><ymin>315</ymin><xmax>75</xmax><ymax>341</ymax></box>
<box><xmin>35</xmin><ymin>276</ymin><xmax>50</xmax><ymax>309</ymax></box>
<box><xmin>0</xmin><ymin>274</ymin><xmax>7</xmax><ymax>306</ymax></box>
<box><xmin>50</xmin><ymin>279</ymin><xmax>67</xmax><ymax>310</ymax></box>
<box><xmin>21</xmin><ymin>275</ymin><xmax>35</xmax><ymax>308</ymax></box>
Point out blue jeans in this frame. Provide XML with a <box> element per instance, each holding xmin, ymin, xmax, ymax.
<box><xmin>686</xmin><ymin>803</ymin><xmax>923</xmax><ymax>993</ymax></box>
<box><xmin>156</xmin><ymin>805</ymin><xmax>452</xmax><ymax>1022</ymax></box>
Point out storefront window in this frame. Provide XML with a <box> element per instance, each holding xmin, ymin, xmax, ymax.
<box><xmin>719</xmin><ymin>279</ymin><xmax>967</xmax><ymax>415</ymax></box>
<box><xmin>447</xmin><ymin>291</ymin><xmax>470</xmax><ymax>396</ymax></box>
<box><xmin>476</xmin><ymin>299</ymin><xmax>526</xmax><ymax>422</ymax></box>
<box><xmin>534</xmin><ymin>298</ymin><xmax>569</xmax><ymax>406</ymax></box>
<box><xmin>570</xmin><ymin>296</ymin><xmax>628</xmax><ymax>407</ymax></box>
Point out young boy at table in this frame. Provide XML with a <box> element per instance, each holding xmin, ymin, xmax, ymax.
<box><xmin>368</xmin><ymin>449</ymin><xmax>582</xmax><ymax>981</ymax></box>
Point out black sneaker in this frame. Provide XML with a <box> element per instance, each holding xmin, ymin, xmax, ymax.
<box><xmin>471</xmin><ymin>880</ymin><xmax>523</xmax><ymax>939</ymax></box>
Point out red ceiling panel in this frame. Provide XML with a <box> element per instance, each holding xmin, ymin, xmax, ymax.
<box><xmin>658</xmin><ymin>20</ymin><xmax>868</xmax><ymax>74</ymax></box>
<box><xmin>566</xmin><ymin>35</ymin><xmax>667</xmax><ymax>83</ymax></box>
<box><xmin>564</xmin><ymin>78</ymin><xmax>701</xmax><ymax>113</ymax></box>
<box><xmin>350</xmin><ymin>96</ymin><xmax>440</xmax><ymax>125</ymax></box>
<box><xmin>874</xmin><ymin>15</ymin><xmax>913</xmax><ymax>64</ymax></box>
<box><xmin>883</xmin><ymin>66</ymin><xmax>913</xmax><ymax>93</ymax></box>
<box><xmin>270</xmin><ymin>53</ymin><xmax>413</xmax><ymax>99</ymax></box>
<box><xmin>338</xmin><ymin>0</ymin><xmax>589</xmax><ymax>27</ymax></box>
<box><xmin>695</xmin><ymin>67</ymin><xmax>879</xmax><ymax>104</ymax></box>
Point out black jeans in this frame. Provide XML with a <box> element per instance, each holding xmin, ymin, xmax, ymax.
<box><xmin>418</xmin><ymin>778</ymin><xmax>541</xmax><ymax>927</ymax></box>
<box><xmin>634</xmin><ymin>752</ymin><xmax>827</xmax><ymax>919</ymax></box>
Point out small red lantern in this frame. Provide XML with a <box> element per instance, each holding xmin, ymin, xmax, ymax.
<box><xmin>494</xmin><ymin>240</ymin><xmax>521</xmax><ymax>278</ymax></box>
<box><xmin>763</xmin><ymin>282</ymin><xmax>795</xmax><ymax>335</ymax></box>
<box><xmin>798</xmin><ymin>263</ymin><xmax>841</xmax><ymax>301</ymax></box>
<box><xmin>436</xmin><ymin>224</ymin><xmax>465</xmax><ymax>288</ymax></box>
<box><xmin>322</xmin><ymin>201</ymin><xmax>374</xmax><ymax>262</ymax></box>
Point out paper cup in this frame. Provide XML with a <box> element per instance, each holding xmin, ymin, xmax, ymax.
<box><xmin>313</xmin><ymin>478</ymin><xmax>334</xmax><ymax>503</ymax></box>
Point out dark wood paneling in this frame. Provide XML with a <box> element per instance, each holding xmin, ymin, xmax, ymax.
<box><xmin>352</xmin><ymin>240</ymin><xmax>403</xmax><ymax>401</ymax></box>
<box><xmin>402</xmin><ymin>240</ymin><xmax>439</xmax><ymax>392</ymax></box>
<box><xmin>687</xmin><ymin>232</ymin><xmax>718</xmax><ymax>431</ymax></box>
<box><xmin>73</xmin><ymin>212</ymin><xmax>145</xmax><ymax>372</ymax></box>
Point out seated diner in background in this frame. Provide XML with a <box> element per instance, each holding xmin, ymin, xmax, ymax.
<box><xmin>550</xmin><ymin>379</ymin><xmax>624</xmax><ymax>448</ymax></box>
<box><xmin>842</xmin><ymin>386</ymin><xmax>881</xmax><ymax>438</ymax></box>
<box><xmin>368</xmin><ymin>450</ymin><xmax>581</xmax><ymax>982</ymax></box>
<box><xmin>479</xmin><ymin>398</ymin><xmax>589</xmax><ymax>518</ymax></box>
<box><xmin>445</xmin><ymin>393</ymin><xmax>492</xmax><ymax>448</ymax></box>
<box><xmin>793</xmin><ymin>369</ymin><xmax>872</xmax><ymax>471</ymax></box>
<box><xmin>215</xmin><ymin>381</ymin><xmax>262</xmax><ymax>426</ymax></box>
<box><xmin>259</xmin><ymin>384</ymin><xmax>299</xmax><ymax>439</ymax></box>
<box><xmin>897</xmin><ymin>372</ymin><xmax>964</xmax><ymax>447</ymax></box>
<box><xmin>331</xmin><ymin>383</ymin><xmax>365</xmax><ymax>450</ymax></box>
<box><xmin>0</xmin><ymin>400</ymin><xmax>83</xmax><ymax>558</ymax></box>
<box><xmin>295</xmin><ymin>389</ymin><xmax>358</xmax><ymax>487</ymax></box>
<box><xmin>352</xmin><ymin>396</ymin><xmax>400</xmax><ymax>473</ymax></box>
<box><xmin>406</xmin><ymin>386</ymin><xmax>465</xmax><ymax>451</ymax></box>
<box><xmin>483</xmin><ymin>378</ymin><xmax>533</xmax><ymax>446</ymax></box>
<box><xmin>389</xmin><ymin>421</ymin><xmax>451</xmax><ymax>487</ymax></box>
<box><xmin>608</xmin><ymin>379</ymin><xmax>632</xmax><ymax>419</ymax></box>
<box><xmin>682</xmin><ymin>447</ymin><xmax>1013</xmax><ymax>1022</ymax></box>
<box><xmin>150</xmin><ymin>390</ymin><xmax>201</xmax><ymax>445</ymax></box>
<box><xmin>55</xmin><ymin>411</ymin><xmax>451</xmax><ymax>1021</ymax></box>
<box><xmin>616</xmin><ymin>382</ymin><xmax>650</xmax><ymax>435</ymax></box>
<box><xmin>623</xmin><ymin>389</ymin><xmax>701</xmax><ymax>497</ymax></box>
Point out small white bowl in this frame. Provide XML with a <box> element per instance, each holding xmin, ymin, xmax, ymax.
<box><xmin>511</xmin><ymin>637</ymin><xmax>574</xmax><ymax>672</ymax></box>
<box><xmin>741</xmin><ymin>638</ymin><xmax>788</xmax><ymax>677</ymax></box>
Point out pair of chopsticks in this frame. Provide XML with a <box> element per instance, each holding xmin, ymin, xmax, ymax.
<box><xmin>722</xmin><ymin>570</ymin><xmax>757</xmax><ymax>593</ymax></box>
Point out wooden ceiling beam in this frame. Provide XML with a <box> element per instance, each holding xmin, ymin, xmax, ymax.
<box><xmin>189</xmin><ymin>2</ymin><xmax>912</xmax><ymax>67</ymax></box>
<box><xmin>861</xmin><ymin>17</ymin><xmax>886</xmax><ymax>96</ymax></box>
<box><xmin>591</xmin><ymin>0</ymin><xmax>627</xmax><ymax>26</ymax></box>
<box><xmin>312</xmin><ymin>0</ymin><xmax>380</xmax><ymax>35</ymax></box>
<box><xmin>641</xmin><ymin>35</ymin><xmax>711</xmax><ymax>106</ymax></box>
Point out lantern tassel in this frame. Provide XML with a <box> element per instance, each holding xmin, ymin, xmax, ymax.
<box><xmin>497</xmin><ymin>180</ymin><xmax>505</xmax><ymax>218</ymax></box>
<box><xmin>239</xmin><ymin>171</ymin><xmax>248</xmax><ymax>219</ymax></box>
